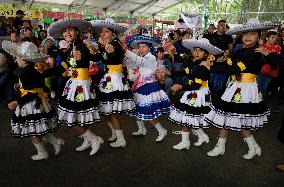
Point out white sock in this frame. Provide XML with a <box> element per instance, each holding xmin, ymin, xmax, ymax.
<box><xmin>154</xmin><ymin>123</ymin><xmax>165</xmax><ymax>133</ymax></box>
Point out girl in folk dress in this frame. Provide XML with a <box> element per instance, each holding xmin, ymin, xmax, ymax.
<box><xmin>124</xmin><ymin>35</ymin><xmax>172</xmax><ymax>142</ymax></box>
<box><xmin>169</xmin><ymin>38</ymin><xmax>223</xmax><ymax>150</ymax></box>
<box><xmin>48</xmin><ymin>19</ymin><xmax>102</xmax><ymax>156</ymax></box>
<box><xmin>205</xmin><ymin>18</ymin><xmax>281</xmax><ymax>159</ymax></box>
<box><xmin>91</xmin><ymin>19</ymin><xmax>135</xmax><ymax>147</ymax></box>
<box><xmin>4</xmin><ymin>41</ymin><xmax>64</xmax><ymax>160</ymax></box>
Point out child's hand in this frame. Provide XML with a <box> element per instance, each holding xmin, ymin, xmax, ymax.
<box><xmin>73</xmin><ymin>45</ymin><xmax>82</xmax><ymax>61</ymax></box>
<box><xmin>8</xmin><ymin>101</ymin><xmax>19</xmax><ymax>110</ymax></box>
<box><xmin>171</xmin><ymin>84</ymin><xmax>182</xmax><ymax>92</ymax></box>
<box><xmin>105</xmin><ymin>43</ymin><xmax>114</xmax><ymax>53</ymax></box>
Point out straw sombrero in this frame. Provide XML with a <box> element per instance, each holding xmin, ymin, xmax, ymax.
<box><xmin>48</xmin><ymin>18</ymin><xmax>92</xmax><ymax>38</ymax></box>
<box><xmin>182</xmin><ymin>38</ymin><xmax>223</xmax><ymax>55</ymax></box>
<box><xmin>91</xmin><ymin>18</ymin><xmax>128</xmax><ymax>33</ymax></box>
<box><xmin>226</xmin><ymin>18</ymin><xmax>280</xmax><ymax>35</ymax></box>
<box><xmin>2</xmin><ymin>41</ymin><xmax>49</xmax><ymax>62</ymax></box>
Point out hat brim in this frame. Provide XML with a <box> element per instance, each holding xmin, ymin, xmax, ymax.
<box><xmin>48</xmin><ymin>19</ymin><xmax>92</xmax><ymax>38</ymax></box>
<box><xmin>226</xmin><ymin>23</ymin><xmax>280</xmax><ymax>35</ymax></box>
<box><xmin>2</xmin><ymin>41</ymin><xmax>49</xmax><ymax>62</ymax></box>
<box><xmin>129</xmin><ymin>40</ymin><xmax>159</xmax><ymax>49</ymax></box>
<box><xmin>182</xmin><ymin>39</ymin><xmax>223</xmax><ymax>55</ymax></box>
<box><xmin>91</xmin><ymin>20</ymin><xmax>128</xmax><ymax>33</ymax></box>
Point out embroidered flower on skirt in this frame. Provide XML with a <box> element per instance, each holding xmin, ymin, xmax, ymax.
<box><xmin>102</xmin><ymin>76</ymin><xmax>112</xmax><ymax>90</ymax></box>
<box><xmin>187</xmin><ymin>92</ymin><xmax>198</xmax><ymax>106</ymax></box>
<box><xmin>233</xmin><ymin>87</ymin><xmax>242</xmax><ymax>102</ymax></box>
<box><xmin>235</xmin><ymin>74</ymin><xmax>242</xmax><ymax>81</ymax></box>
<box><xmin>75</xmin><ymin>85</ymin><xmax>84</xmax><ymax>102</ymax></box>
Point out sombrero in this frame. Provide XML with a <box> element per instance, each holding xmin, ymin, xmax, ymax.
<box><xmin>182</xmin><ymin>38</ymin><xmax>223</xmax><ymax>55</ymax></box>
<box><xmin>48</xmin><ymin>18</ymin><xmax>92</xmax><ymax>38</ymax></box>
<box><xmin>126</xmin><ymin>34</ymin><xmax>160</xmax><ymax>49</ymax></box>
<box><xmin>91</xmin><ymin>18</ymin><xmax>128</xmax><ymax>33</ymax></box>
<box><xmin>226</xmin><ymin>18</ymin><xmax>280</xmax><ymax>35</ymax></box>
<box><xmin>2</xmin><ymin>41</ymin><xmax>49</xmax><ymax>62</ymax></box>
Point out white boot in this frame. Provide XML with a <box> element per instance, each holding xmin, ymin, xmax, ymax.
<box><xmin>192</xmin><ymin>129</ymin><xmax>209</xmax><ymax>147</ymax></box>
<box><xmin>76</xmin><ymin>135</ymin><xmax>91</xmax><ymax>152</ymax></box>
<box><xmin>44</xmin><ymin>134</ymin><xmax>65</xmax><ymax>156</ymax></box>
<box><xmin>31</xmin><ymin>142</ymin><xmax>49</xmax><ymax>161</ymax></box>
<box><xmin>243</xmin><ymin>135</ymin><xmax>261</xmax><ymax>160</ymax></box>
<box><xmin>154</xmin><ymin>123</ymin><xmax>167</xmax><ymax>142</ymax></box>
<box><xmin>89</xmin><ymin>136</ymin><xmax>104</xmax><ymax>155</ymax></box>
<box><xmin>81</xmin><ymin>129</ymin><xmax>103</xmax><ymax>155</ymax></box>
<box><xmin>107</xmin><ymin>122</ymin><xmax>116</xmax><ymax>142</ymax></box>
<box><xmin>173</xmin><ymin>131</ymin><xmax>190</xmax><ymax>150</ymax></box>
<box><xmin>132</xmin><ymin>120</ymin><xmax>147</xmax><ymax>136</ymax></box>
<box><xmin>110</xmin><ymin>130</ymin><xmax>126</xmax><ymax>148</ymax></box>
<box><xmin>207</xmin><ymin>138</ymin><xmax>226</xmax><ymax>157</ymax></box>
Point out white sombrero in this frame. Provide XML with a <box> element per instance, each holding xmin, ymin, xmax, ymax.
<box><xmin>91</xmin><ymin>18</ymin><xmax>128</xmax><ymax>33</ymax></box>
<box><xmin>48</xmin><ymin>18</ymin><xmax>92</xmax><ymax>38</ymax></box>
<box><xmin>182</xmin><ymin>38</ymin><xmax>223</xmax><ymax>55</ymax></box>
<box><xmin>2</xmin><ymin>41</ymin><xmax>49</xmax><ymax>62</ymax></box>
<box><xmin>226</xmin><ymin>18</ymin><xmax>280</xmax><ymax>35</ymax></box>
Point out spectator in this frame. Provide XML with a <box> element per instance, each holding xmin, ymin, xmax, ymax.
<box><xmin>38</xmin><ymin>30</ymin><xmax>47</xmax><ymax>44</ymax></box>
<box><xmin>203</xmin><ymin>23</ymin><xmax>215</xmax><ymax>41</ymax></box>
<box><xmin>207</xmin><ymin>20</ymin><xmax>233</xmax><ymax>99</ymax></box>
<box><xmin>12</xmin><ymin>10</ymin><xmax>25</xmax><ymax>35</ymax></box>
<box><xmin>0</xmin><ymin>17</ymin><xmax>7</xmax><ymax>36</ymax></box>
<box><xmin>22</xmin><ymin>27</ymin><xmax>41</xmax><ymax>47</ymax></box>
<box><xmin>156</xmin><ymin>47</ymin><xmax>173</xmax><ymax>94</ymax></box>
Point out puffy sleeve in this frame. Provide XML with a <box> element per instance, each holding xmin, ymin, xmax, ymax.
<box><xmin>124</xmin><ymin>50</ymin><xmax>157</xmax><ymax>70</ymax></box>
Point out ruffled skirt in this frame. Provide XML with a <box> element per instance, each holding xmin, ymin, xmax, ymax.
<box><xmin>129</xmin><ymin>82</ymin><xmax>171</xmax><ymax>120</ymax></box>
<box><xmin>168</xmin><ymin>87</ymin><xmax>211</xmax><ymax>128</ymax></box>
<box><xmin>97</xmin><ymin>73</ymin><xmax>135</xmax><ymax>115</ymax></box>
<box><xmin>58</xmin><ymin>79</ymin><xmax>100</xmax><ymax>127</ymax></box>
<box><xmin>11</xmin><ymin>98</ymin><xmax>58</xmax><ymax>138</ymax></box>
<box><xmin>204</xmin><ymin>81</ymin><xmax>269</xmax><ymax>131</ymax></box>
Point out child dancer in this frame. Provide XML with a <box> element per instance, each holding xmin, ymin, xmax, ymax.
<box><xmin>48</xmin><ymin>19</ymin><xmax>102</xmax><ymax>155</ymax></box>
<box><xmin>91</xmin><ymin>18</ymin><xmax>135</xmax><ymax>147</ymax></box>
<box><xmin>169</xmin><ymin>38</ymin><xmax>223</xmax><ymax>150</ymax></box>
<box><xmin>3</xmin><ymin>41</ymin><xmax>64</xmax><ymax>160</ymax></box>
<box><xmin>205</xmin><ymin>18</ymin><xmax>281</xmax><ymax>159</ymax></box>
<box><xmin>124</xmin><ymin>35</ymin><xmax>172</xmax><ymax>142</ymax></box>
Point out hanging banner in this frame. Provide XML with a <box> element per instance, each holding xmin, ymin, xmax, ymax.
<box><xmin>0</xmin><ymin>7</ymin><xmax>42</xmax><ymax>19</ymax></box>
<box><xmin>43</xmin><ymin>11</ymin><xmax>65</xmax><ymax>20</ymax></box>
<box><xmin>66</xmin><ymin>13</ymin><xmax>84</xmax><ymax>19</ymax></box>
<box><xmin>180</xmin><ymin>12</ymin><xmax>203</xmax><ymax>28</ymax></box>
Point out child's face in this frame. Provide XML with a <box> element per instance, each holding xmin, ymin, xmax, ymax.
<box><xmin>242</xmin><ymin>31</ymin><xmax>259</xmax><ymax>47</ymax></box>
<box><xmin>157</xmin><ymin>51</ymin><xmax>164</xmax><ymax>59</ymax></box>
<box><xmin>192</xmin><ymin>48</ymin><xmax>206</xmax><ymax>60</ymax></box>
<box><xmin>266</xmin><ymin>34</ymin><xmax>277</xmax><ymax>45</ymax></box>
<box><xmin>16</xmin><ymin>58</ymin><xmax>27</xmax><ymax>68</ymax></box>
<box><xmin>138</xmin><ymin>44</ymin><xmax>150</xmax><ymax>56</ymax></box>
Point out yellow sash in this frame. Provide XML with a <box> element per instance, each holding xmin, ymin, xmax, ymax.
<box><xmin>20</xmin><ymin>88</ymin><xmax>48</xmax><ymax>100</ymax></box>
<box><xmin>232</xmin><ymin>73</ymin><xmax>256</xmax><ymax>83</ymax></box>
<box><xmin>107</xmin><ymin>64</ymin><xmax>123</xmax><ymax>73</ymax></box>
<box><xmin>195</xmin><ymin>78</ymin><xmax>208</xmax><ymax>88</ymax></box>
<box><xmin>72</xmin><ymin>68</ymin><xmax>90</xmax><ymax>80</ymax></box>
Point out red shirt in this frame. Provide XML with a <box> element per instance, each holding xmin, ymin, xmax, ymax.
<box><xmin>261</xmin><ymin>43</ymin><xmax>281</xmax><ymax>53</ymax></box>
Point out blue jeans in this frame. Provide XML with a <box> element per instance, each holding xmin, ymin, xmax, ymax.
<box><xmin>164</xmin><ymin>77</ymin><xmax>173</xmax><ymax>94</ymax></box>
<box><xmin>172</xmin><ymin>62</ymin><xmax>186</xmax><ymax>84</ymax></box>
<box><xmin>257</xmin><ymin>74</ymin><xmax>272</xmax><ymax>98</ymax></box>
<box><xmin>210</xmin><ymin>73</ymin><xmax>228</xmax><ymax>93</ymax></box>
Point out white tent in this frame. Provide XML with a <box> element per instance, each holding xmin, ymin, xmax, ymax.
<box><xmin>6</xmin><ymin>0</ymin><xmax>183</xmax><ymax>17</ymax></box>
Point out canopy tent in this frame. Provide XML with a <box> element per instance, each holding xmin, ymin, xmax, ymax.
<box><xmin>6</xmin><ymin>0</ymin><xmax>183</xmax><ymax>17</ymax></box>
